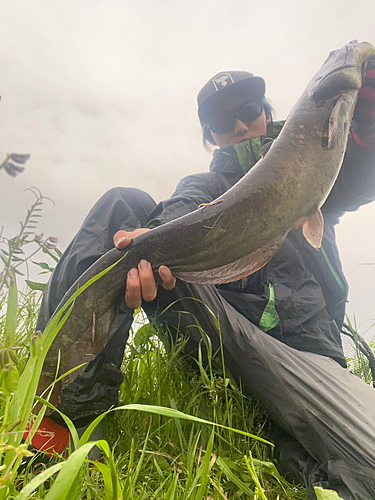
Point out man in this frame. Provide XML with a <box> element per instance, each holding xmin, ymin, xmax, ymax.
<box><xmin>31</xmin><ymin>64</ymin><xmax>375</xmax><ymax>499</ymax></box>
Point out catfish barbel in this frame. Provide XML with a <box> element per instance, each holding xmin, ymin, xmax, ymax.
<box><xmin>40</xmin><ymin>41</ymin><xmax>375</xmax><ymax>388</ymax></box>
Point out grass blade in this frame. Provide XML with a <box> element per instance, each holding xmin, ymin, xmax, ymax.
<box><xmin>43</xmin><ymin>441</ymin><xmax>104</xmax><ymax>500</ymax></box>
<box><xmin>216</xmin><ymin>457</ymin><xmax>254</xmax><ymax>497</ymax></box>
<box><xmin>34</xmin><ymin>397</ymin><xmax>80</xmax><ymax>451</ymax></box>
<box><xmin>4</xmin><ymin>274</ymin><xmax>18</xmax><ymax>346</ymax></box>
<box><xmin>164</xmin><ymin>472</ymin><xmax>179</xmax><ymax>500</ymax></box>
<box><xmin>91</xmin><ymin>460</ymin><xmax>121</xmax><ymax>500</ymax></box>
<box><xmin>116</xmin><ymin>404</ymin><xmax>272</xmax><ymax>445</ymax></box>
<box><xmin>244</xmin><ymin>453</ymin><xmax>268</xmax><ymax>500</ymax></box>
<box><xmin>15</xmin><ymin>462</ymin><xmax>65</xmax><ymax>500</ymax></box>
<box><xmin>194</xmin><ymin>429</ymin><xmax>214</xmax><ymax>500</ymax></box>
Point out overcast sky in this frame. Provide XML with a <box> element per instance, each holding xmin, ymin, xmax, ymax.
<box><xmin>0</xmin><ymin>0</ymin><xmax>374</xmax><ymax>334</ymax></box>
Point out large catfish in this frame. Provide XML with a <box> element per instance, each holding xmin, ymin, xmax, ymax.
<box><xmin>39</xmin><ymin>41</ymin><xmax>375</xmax><ymax>397</ymax></box>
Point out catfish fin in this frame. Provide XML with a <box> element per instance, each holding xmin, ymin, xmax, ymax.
<box><xmin>303</xmin><ymin>208</ymin><xmax>324</xmax><ymax>249</ymax></box>
<box><xmin>259</xmin><ymin>140</ymin><xmax>273</xmax><ymax>158</ymax></box>
<box><xmin>327</xmin><ymin>94</ymin><xmax>356</xmax><ymax>149</ymax></box>
<box><xmin>175</xmin><ymin>235</ymin><xmax>286</xmax><ymax>285</ymax></box>
<box><xmin>291</xmin><ymin>217</ymin><xmax>306</xmax><ymax>231</ymax></box>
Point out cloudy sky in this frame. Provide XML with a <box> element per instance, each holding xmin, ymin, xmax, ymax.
<box><xmin>0</xmin><ymin>0</ymin><xmax>374</xmax><ymax>333</ymax></box>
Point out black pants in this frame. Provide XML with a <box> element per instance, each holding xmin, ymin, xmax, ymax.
<box><xmin>38</xmin><ymin>187</ymin><xmax>375</xmax><ymax>500</ymax></box>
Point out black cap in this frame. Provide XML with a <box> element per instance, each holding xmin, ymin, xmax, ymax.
<box><xmin>197</xmin><ymin>71</ymin><xmax>265</xmax><ymax>126</ymax></box>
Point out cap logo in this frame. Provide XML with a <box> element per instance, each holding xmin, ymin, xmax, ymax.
<box><xmin>213</xmin><ymin>73</ymin><xmax>234</xmax><ymax>91</ymax></box>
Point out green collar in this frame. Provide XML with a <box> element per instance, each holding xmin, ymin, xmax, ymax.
<box><xmin>232</xmin><ymin>121</ymin><xmax>284</xmax><ymax>174</ymax></box>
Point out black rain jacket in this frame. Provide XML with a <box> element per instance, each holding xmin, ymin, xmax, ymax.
<box><xmin>147</xmin><ymin>122</ymin><xmax>375</xmax><ymax>366</ymax></box>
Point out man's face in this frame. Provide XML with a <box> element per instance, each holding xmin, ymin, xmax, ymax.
<box><xmin>208</xmin><ymin>94</ymin><xmax>270</xmax><ymax>148</ymax></box>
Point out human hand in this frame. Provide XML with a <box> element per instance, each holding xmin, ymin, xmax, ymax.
<box><xmin>113</xmin><ymin>229</ymin><xmax>176</xmax><ymax>309</ymax></box>
<box><xmin>352</xmin><ymin>58</ymin><xmax>375</xmax><ymax>147</ymax></box>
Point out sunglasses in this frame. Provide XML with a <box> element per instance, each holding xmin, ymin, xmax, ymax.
<box><xmin>207</xmin><ymin>101</ymin><xmax>263</xmax><ymax>135</ymax></box>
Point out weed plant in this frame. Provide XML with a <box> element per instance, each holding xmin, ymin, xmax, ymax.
<box><xmin>0</xmin><ymin>283</ymin><xmax>309</xmax><ymax>499</ymax></box>
<box><xmin>343</xmin><ymin>316</ymin><xmax>375</xmax><ymax>385</ymax></box>
<box><xmin>103</xmin><ymin>320</ymin><xmax>309</xmax><ymax>499</ymax></box>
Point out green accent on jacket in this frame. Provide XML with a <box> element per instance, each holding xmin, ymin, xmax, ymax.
<box><xmin>321</xmin><ymin>245</ymin><xmax>349</xmax><ymax>298</ymax></box>
<box><xmin>259</xmin><ymin>281</ymin><xmax>280</xmax><ymax>332</ymax></box>
<box><xmin>233</xmin><ymin>121</ymin><xmax>284</xmax><ymax>174</ymax></box>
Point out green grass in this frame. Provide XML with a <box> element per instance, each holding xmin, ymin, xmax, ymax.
<box><xmin>103</xmin><ymin>321</ymin><xmax>309</xmax><ymax>499</ymax></box>
<box><xmin>0</xmin><ymin>274</ymin><xmax>309</xmax><ymax>499</ymax></box>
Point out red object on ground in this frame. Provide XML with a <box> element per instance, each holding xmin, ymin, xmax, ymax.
<box><xmin>23</xmin><ymin>416</ymin><xmax>70</xmax><ymax>456</ymax></box>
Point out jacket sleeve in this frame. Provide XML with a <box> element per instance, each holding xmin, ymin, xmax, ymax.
<box><xmin>146</xmin><ymin>171</ymin><xmax>230</xmax><ymax>228</ymax></box>
<box><xmin>322</xmin><ymin>134</ymin><xmax>375</xmax><ymax>218</ymax></box>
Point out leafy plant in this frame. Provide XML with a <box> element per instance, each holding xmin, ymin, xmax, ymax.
<box><xmin>0</xmin><ymin>154</ymin><xmax>30</xmax><ymax>178</ymax></box>
<box><xmin>0</xmin><ymin>187</ymin><xmax>60</xmax><ymax>294</ymax></box>
<box><xmin>344</xmin><ymin>316</ymin><xmax>375</xmax><ymax>385</ymax></box>
<box><xmin>0</xmin><ymin>256</ymin><xmax>126</xmax><ymax>499</ymax></box>
<box><xmin>314</xmin><ymin>487</ymin><xmax>344</xmax><ymax>499</ymax></box>
<box><xmin>0</xmin><ymin>188</ymin><xmax>61</xmax><ymax>404</ymax></box>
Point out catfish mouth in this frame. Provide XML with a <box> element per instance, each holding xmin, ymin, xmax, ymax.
<box><xmin>315</xmin><ymin>65</ymin><xmax>358</xmax><ymax>81</ymax></box>
<box><xmin>316</xmin><ymin>41</ymin><xmax>375</xmax><ymax>88</ymax></box>
<box><xmin>311</xmin><ymin>63</ymin><xmax>363</xmax><ymax>103</ymax></box>
<box><xmin>313</xmin><ymin>64</ymin><xmax>359</xmax><ymax>88</ymax></box>
<box><xmin>309</xmin><ymin>42</ymin><xmax>373</xmax><ymax>100</ymax></box>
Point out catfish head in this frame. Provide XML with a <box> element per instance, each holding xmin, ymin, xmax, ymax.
<box><xmin>308</xmin><ymin>40</ymin><xmax>375</xmax><ymax>101</ymax></box>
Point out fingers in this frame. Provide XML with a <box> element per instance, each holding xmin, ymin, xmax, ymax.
<box><xmin>138</xmin><ymin>260</ymin><xmax>158</xmax><ymax>302</ymax></box>
<box><xmin>115</xmin><ymin>228</ymin><xmax>176</xmax><ymax>308</ymax></box>
<box><xmin>125</xmin><ymin>263</ymin><xmax>176</xmax><ymax>309</ymax></box>
<box><xmin>114</xmin><ymin>228</ymin><xmax>150</xmax><ymax>249</ymax></box>
<box><xmin>125</xmin><ymin>268</ymin><xmax>142</xmax><ymax>309</ymax></box>
<box><xmin>125</xmin><ymin>259</ymin><xmax>158</xmax><ymax>309</ymax></box>
<box><xmin>159</xmin><ymin>265</ymin><xmax>176</xmax><ymax>290</ymax></box>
